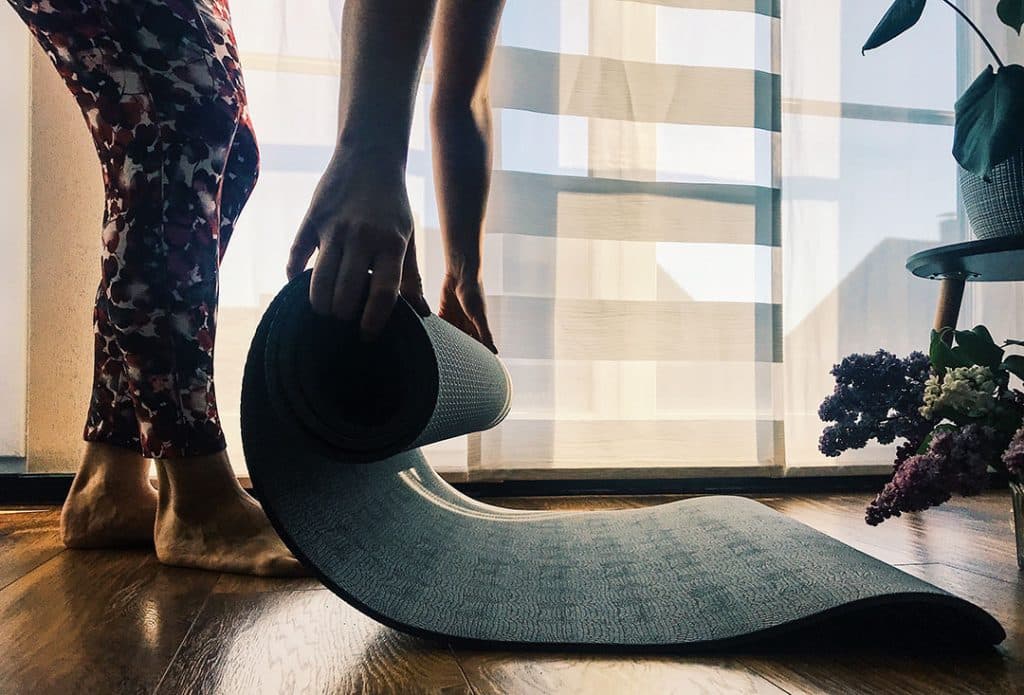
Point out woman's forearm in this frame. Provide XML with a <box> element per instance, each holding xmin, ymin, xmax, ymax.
<box><xmin>336</xmin><ymin>0</ymin><xmax>438</xmax><ymax>163</ymax></box>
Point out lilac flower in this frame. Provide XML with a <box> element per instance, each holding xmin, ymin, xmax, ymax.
<box><xmin>1003</xmin><ymin>425</ymin><xmax>1024</xmax><ymax>481</ymax></box>
<box><xmin>866</xmin><ymin>424</ymin><xmax>1000</xmax><ymax>525</ymax></box>
<box><xmin>818</xmin><ymin>350</ymin><xmax>933</xmax><ymax>457</ymax></box>
<box><xmin>920</xmin><ymin>365</ymin><xmax>999</xmax><ymax>421</ymax></box>
<box><xmin>865</xmin><ymin>452</ymin><xmax>952</xmax><ymax>526</ymax></box>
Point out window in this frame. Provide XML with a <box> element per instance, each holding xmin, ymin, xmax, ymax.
<box><xmin>0</xmin><ymin>0</ymin><xmax>968</xmax><ymax>481</ymax></box>
<box><xmin>218</xmin><ymin>0</ymin><xmax>966</xmax><ymax>481</ymax></box>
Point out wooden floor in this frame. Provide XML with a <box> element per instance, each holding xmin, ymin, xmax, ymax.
<box><xmin>1</xmin><ymin>491</ymin><xmax>1022</xmax><ymax>694</ymax></box>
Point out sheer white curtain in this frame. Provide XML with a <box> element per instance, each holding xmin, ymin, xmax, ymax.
<box><xmin>215</xmin><ymin>0</ymin><xmax>1015</xmax><ymax>480</ymax></box>
<box><xmin>781</xmin><ymin>1</ymin><xmax>961</xmax><ymax>471</ymax></box>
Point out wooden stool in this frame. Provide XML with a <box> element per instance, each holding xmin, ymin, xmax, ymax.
<box><xmin>907</xmin><ymin>237</ymin><xmax>1024</xmax><ymax>344</ymax></box>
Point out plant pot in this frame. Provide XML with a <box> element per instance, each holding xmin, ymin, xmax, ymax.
<box><xmin>1012</xmin><ymin>481</ymin><xmax>1024</xmax><ymax>570</ymax></box>
<box><xmin>959</xmin><ymin>145</ymin><xmax>1024</xmax><ymax>239</ymax></box>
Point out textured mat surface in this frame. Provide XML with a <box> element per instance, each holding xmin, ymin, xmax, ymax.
<box><xmin>241</xmin><ymin>273</ymin><xmax>1005</xmax><ymax>649</ymax></box>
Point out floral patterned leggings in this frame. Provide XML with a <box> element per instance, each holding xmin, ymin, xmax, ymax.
<box><xmin>8</xmin><ymin>0</ymin><xmax>258</xmax><ymax>458</ymax></box>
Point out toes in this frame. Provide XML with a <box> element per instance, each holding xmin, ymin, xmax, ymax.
<box><xmin>256</xmin><ymin>540</ymin><xmax>310</xmax><ymax>577</ymax></box>
<box><xmin>266</xmin><ymin>554</ymin><xmax>310</xmax><ymax>578</ymax></box>
<box><xmin>253</xmin><ymin>553</ymin><xmax>309</xmax><ymax>577</ymax></box>
<box><xmin>60</xmin><ymin>527</ymin><xmax>92</xmax><ymax>549</ymax></box>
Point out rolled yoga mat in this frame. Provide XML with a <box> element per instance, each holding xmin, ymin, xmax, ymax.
<box><xmin>241</xmin><ymin>272</ymin><xmax>1005</xmax><ymax>650</ymax></box>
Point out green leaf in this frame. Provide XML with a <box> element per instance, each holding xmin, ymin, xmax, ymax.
<box><xmin>953</xmin><ymin>326</ymin><xmax>1005</xmax><ymax>367</ymax></box>
<box><xmin>930</xmin><ymin>328</ymin><xmax>971</xmax><ymax>372</ymax></box>
<box><xmin>953</xmin><ymin>65</ymin><xmax>1024</xmax><ymax>179</ymax></box>
<box><xmin>972</xmin><ymin>324</ymin><xmax>996</xmax><ymax>345</ymax></box>
<box><xmin>998</xmin><ymin>0</ymin><xmax>1024</xmax><ymax>34</ymax></box>
<box><xmin>1003</xmin><ymin>354</ymin><xmax>1024</xmax><ymax>381</ymax></box>
<box><xmin>863</xmin><ymin>0</ymin><xmax>927</xmax><ymax>53</ymax></box>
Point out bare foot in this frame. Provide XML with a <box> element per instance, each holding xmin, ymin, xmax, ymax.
<box><xmin>60</xmin><ymin>442</ymin><xmax>158</xmax><ymax>548</ymax></box>
<box><xmin>154</xmin><ymin>451</ymin><xmax>307</xmax><ymax>577</ymax></box>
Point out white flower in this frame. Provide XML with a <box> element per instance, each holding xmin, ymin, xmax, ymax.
<box><xmin>920</xmin><ymin>365</ymin><xmax>999</xmax><ymax>420</ymax></box>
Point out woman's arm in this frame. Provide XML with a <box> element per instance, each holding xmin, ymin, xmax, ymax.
<box><xmin>430</xmin><ymin>0</ymin><xmax>505</xmax><ymax>353</ymax></box>
<box><xmin>288</xmin><ymin>0</ymin><xmax>438</xmax><ymax>339</ymax></box>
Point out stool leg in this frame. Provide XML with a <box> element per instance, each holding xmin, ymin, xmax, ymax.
<box><xmin>933</xmin><ymin>276</ymin><xmax>966</xmax><ymax>344</ymax></box>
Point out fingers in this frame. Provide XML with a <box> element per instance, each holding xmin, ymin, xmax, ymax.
<box><xmin>438</xmin><ymin>283</ymin><xmax>474</xmax><ymax>336</ymax></box>
<box><xmin>461</xmin><ymin>288</ymin><xmax>497</xmax><ymax>354</ymax></box>
<box><xmin>360</xmin><ymin>251</ymin><xmax>403</xmax><ymax>340</ymax></box>
<box><xmin>400</xmin><ymin>235</ymin><xmax>431</xmax><ymax>317</ymax></box>
<box><xmin>304</xmin><ymin>220</ymin><xmax>419</xmax><ymax>339</ymax></box>
<box><xmin>469</xmin><ymin>311</ymin><xmax>497</xmax><ymax>354</ymax></box>
<box><xmin>309</xmin><ymin>240</ymin><xmax>342</xmax><ymax>315</ymax></box>
<box><xmin>287</xmin><ymin>226</ymin><xmax>318</xmax><ymax>280</ymax></box>
<box><xmin>439</xmin><ymin>277</ymin><xmax>498</xmax><ymax>353</ymax></box>
<box><xmin>332</xmin><ymin>245</ymin><xmax>372</xmax><ymax>319</ymax></box>
<box><xmin>404</xmin><ymin>286</ymin><xmax>432</xmax><ymax>318</ymax></box>
<box><xmin>448</xmin><ymin>308</ymin><xmax>477</xmax><ymax>340</ymax></box>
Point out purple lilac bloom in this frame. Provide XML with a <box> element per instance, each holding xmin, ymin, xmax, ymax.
<box><xmin>1003</xmin><ymin>425</ymin><xmax>1024</xmax><ymax>481</ymax></box>
<box><xmin>865</xmin><ymin>424</ymin><xmax>999</xmax><ymax>525</ymax></box>
<box><xmin>819</xmin><ymin>350</ymin><xmax>933</xmax><ymax>457</ymax></box>
<box><xmin>864</xmin><ymin>451</ymin><xmax>952</xmax><ymax>526</ymax></box>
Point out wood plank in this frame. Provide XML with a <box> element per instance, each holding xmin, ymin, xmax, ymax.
<box><xmin>761</xmin><ymin>492</ymin><xmax>1021</xmax><ymax>580</ymax></box>
<box><xmin>452</xmin><ymin>651</ymin><xmax>787</xmax><ymax>695</ymax></box>
<box><xmin>3</xmin><ymin>494</ymin><xmax>1022</xmax><ymax>695</ymax></box>
<box><xmin>742</xmin><ymin>647</ymin><xmax>1019</xmax><ymax>695</ymax></box>
<box><xmin>0</xmin><ymin>506</ymin><xmax>63</xmax><ymax>590</ymax></box>
<box><xmin>212</xmin><ymin>571</ymin><xmax>324</xmax><ymax>595</ymax></box>
<box><xmin>156</xmin><ymin>588</ymin><xmax>472</xmax><ymax>695</ymax></box>
<box><xmin>0</xmin><ymin>549</ymin><xmax>218</xmax><ymax>694</ymax></box>
<box><xmin>756</xmin><ymin>494</ymin><xmax>932</xmax><ymax>565</ymax></box>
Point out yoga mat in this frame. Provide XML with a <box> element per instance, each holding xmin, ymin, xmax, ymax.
<box><xmin>241</xmin><ymin>272</ymin><xmax>1005</xmax><ymax>649</ymax></box>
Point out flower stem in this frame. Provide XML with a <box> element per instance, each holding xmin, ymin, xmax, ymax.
<box><xmin>940</xmin><ymin>0</ymin><xmax>1005</xmax><ymax>68</ymax></box>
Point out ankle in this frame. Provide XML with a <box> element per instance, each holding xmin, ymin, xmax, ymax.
<box><xmin>76</xmin><ymin>442</ymin><xmax>151</xmax><ymax>489</ymax></box>
<box><xmin>155</xmin><ymin>450</ymin><xmax>246</xmax><ymax>518</ymax></box>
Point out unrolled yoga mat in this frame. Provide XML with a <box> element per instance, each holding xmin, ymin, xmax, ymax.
<box><xmin>240</xmin><ymin>272</ymin><xmax>1005</xmax><ymax>649</ymax></box>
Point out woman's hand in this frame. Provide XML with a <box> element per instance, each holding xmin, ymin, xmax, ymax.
<box><xmin>287</xmin><ymin>149</ymin><xmax>430</xmax><ymax>340</ymax></box>
<box><xmin>438</xmin><ymin>270</ymin><xmax>497</xmax><ymax>354</ymax></box>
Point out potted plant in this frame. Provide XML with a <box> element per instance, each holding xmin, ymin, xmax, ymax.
<box><xmin>863</xmin><ymin>0</ymin><xmax>1024</xmax><ymax>238</ymax></box>
<box><xmin>818</xmin><ymin>326</ymin><xmax>1024</xmax><ymax>567</ymax></box>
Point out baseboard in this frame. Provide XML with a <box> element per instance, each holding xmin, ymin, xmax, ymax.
<box><xmin>0</xmin><ymin>474</ymin><xmax>74</xmax><ymax>505</ymax></box>
<box><xmin>1</xmin><ymin>471</ymin><xmax>1007</xmax><ymax>506</ymax></box>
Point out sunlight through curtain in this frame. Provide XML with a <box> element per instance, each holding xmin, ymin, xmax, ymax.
<box><xmin>780</xmin><ymin>1</ymin><xmax>961</xmax><ymax>471</ymax></box>
<box><xmin>215</xmin><ymin>1</ymin><xmax>973</xmax><ymax>480</ymax></box>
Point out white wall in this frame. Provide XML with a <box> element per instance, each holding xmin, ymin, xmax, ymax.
<box><xmin>0</xmin><ymin>9</ymin><xmax>29</xmax><ymax>457</ymax></box>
